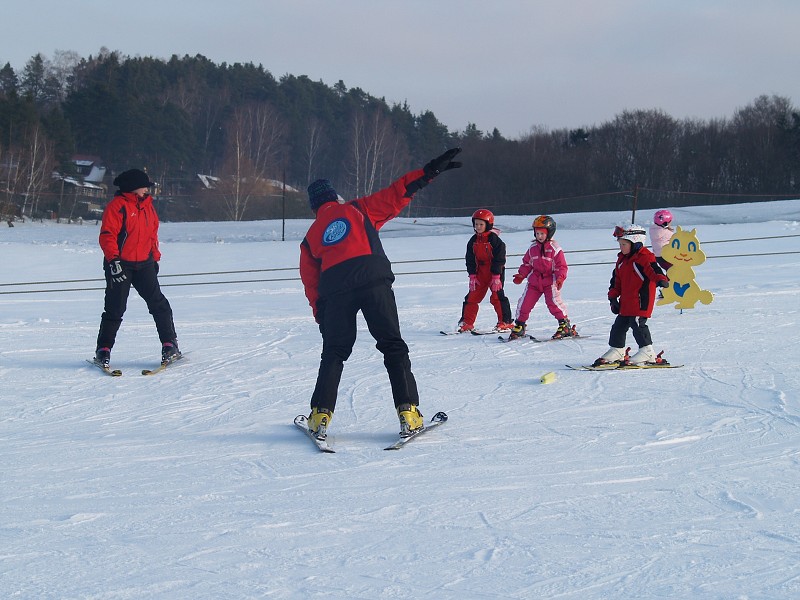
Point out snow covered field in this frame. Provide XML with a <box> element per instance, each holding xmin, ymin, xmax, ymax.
<box><xmin>2</xmin><ymin>200</ymin><xmax>799</xmax><ymax>599</ymax></box>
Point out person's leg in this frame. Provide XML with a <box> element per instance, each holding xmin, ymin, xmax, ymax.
<box><xmin>310</xmin><ymin>292</ymin><xmax>358</xmax><ymax>413</ymax></box>
<box><xmin>360</xmin><ymin>284</ymin><xmax>419</xmax><ymax>409</ymax></box>
<box><xmin>131</xmin><ymin>264</ymin><xmax>177</xmax><ymax>344</ymax></box>
<box><xmin>96</xmin><ymin>264</ymin><xmax>132</xmax><ymax>350</ymax></box>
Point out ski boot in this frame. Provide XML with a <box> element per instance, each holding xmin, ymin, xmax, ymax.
<box><xmin>397</xmin><ymin>404</ymin><xmax>424</xmax><ymax>437</ymax></box>
<box><xmin>592</xmin><ymin>346</ymin><xmax>627</xmax><ymax>367</ymax></box>
<box><xmin>495</xmin><ymin>322</ymin><xmax>514</xmax><ymax>332</ymax></box>
<box><xmin>551</xmin><ymin>318</ymin><xmax>575</xmax><ymax>339</ymax></box>
<box><xmin>628</xmin><ymin>345</ymin><xmax>655</xmax><ymax>365</ymax></box>
<box><xmin>507</xmin><ymin>321</ymin><xmax>527</xmax><ymax>341</ymax></box>
<box><xmin>161</xmin><ymin>341</ymin><xmax>181</xmax><ymax>364</ymax></box>
<box><xmin>95</xmin><ymin>347</ymin><xmax>111</xmax><ymax>367</ymax></box>
<box><xmin>308</xmin><ymin>407</ymin><xmax>333</xmax><ymax>440</ymax></box>
<box><xmin>457</xmin><ymin>321</ymin><xmax>474</xmax><ymax>334</ymax></box>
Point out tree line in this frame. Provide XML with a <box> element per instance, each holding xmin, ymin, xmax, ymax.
<box><xmin>1</xmin><ymin>49</ymin><xmax>798</xmax><ymax>222</ymax></box>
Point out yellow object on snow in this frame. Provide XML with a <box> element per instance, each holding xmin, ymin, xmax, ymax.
<box><xmin>540</xmin><ymin>371</ymin><xmax>556</xmax><ymax>384</ymax></box>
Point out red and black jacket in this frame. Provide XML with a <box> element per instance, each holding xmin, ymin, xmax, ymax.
<box><xmin>299</xmin><ymin>170</ymin><xmax>423</xmax><ymax>319</ymax></box>
<box><xmin>99</xmin><ymin>192</ymin><xmax>161</xmax><ymax>268</ymax></box>
<box><xmin>466</xmin><ymin>231</ymin><xmax>506</xmax><ymax>277</ymax></box>
<box><xmin>608</xmin><ymin>245</ymin><xmax>668</xmax><ymax>317</ymax></box>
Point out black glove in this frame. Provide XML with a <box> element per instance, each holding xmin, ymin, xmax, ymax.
<box><xmin>109</xmin><ymin>259</ymin><xmax>127</xmax><ymax>284</ymax></box>
<box><xmin>423</xmin><ymin>147</ymin><xmax>463</xmax><ymax>180</ymax></box>
<box><xmin>609</xmin><ymin>298</ymin><xmax>620</xmax><ymax>314</ymax></box>
<box><xmin>405</xmin><ymin>147</ymin><xmax>463</xmax><ymax>197</ymax></box>
<box><xmin>154</xmin><ymin>261</ymin><xmax>160</xmax><ymax>275</ymax></box>
<box><xmin>656</xmin><ymin>279</ymin><xmax>669</xmax><ymax>288</ymax></box>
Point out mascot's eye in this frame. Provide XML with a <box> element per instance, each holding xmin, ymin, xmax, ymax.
<box><xmin>671</xmin><ymin>239</ymin><xmax>681</xmax><ymax>249</ymax></box>
<box><xmin>688</xmin><ymin>241</ymin><xmax>697</xmax><ymax>252</ymax></box>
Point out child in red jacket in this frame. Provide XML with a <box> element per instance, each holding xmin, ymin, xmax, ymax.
<box><xmin>594</xmin><ymin>224</ymin><xmax>669</xmax><ymax>366</ymax></box>
<box><xmin>456</xmin><ymin>209</ymin><xmax>513</xmax><ymax>333</ymax></box>
<box><xmin>507</xmin><ymin>215</ymin><xmax>572</xmax><ymax>340</ymax></box>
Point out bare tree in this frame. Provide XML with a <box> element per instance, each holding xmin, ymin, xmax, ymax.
<box><xmin>344</xmin><ymin>108</ymin><xmax>406</xmax><ymax>198</ymax></box>
<box><xmin>302</xmin><ymin>117</ymin><xmax>326</xmax><ymax>184</ymax></box>
<box><xmin>217</xmin><ymin>102</ymin><xmax>286</xmax><ymax>220</ymax></box>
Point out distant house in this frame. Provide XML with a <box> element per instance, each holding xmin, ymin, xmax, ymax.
<box><xmin>196</xmin><ymin>173</ymin><xmax>298</xmax><ymax>193</ymax></box>
<box><xmin>71</xmin><ymin>154</ymin><xmax>107</xmax><ymax>183</ymax></box>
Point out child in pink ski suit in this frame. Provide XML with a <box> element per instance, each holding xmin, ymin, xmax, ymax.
<box><xmin>508</xmin><ymin>215</ymin><xmax>573</xmax><ymax>340</ymax></box>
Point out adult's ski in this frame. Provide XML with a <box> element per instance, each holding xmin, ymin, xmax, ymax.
<box><xmin>86</xmin><ymin>358</ymin><xmax>122</xmax><ymax>377</ymax></box>
<box><xmin>294</xmin><ymin>414</ymin><xmax>335</xmax><ymax>453</ymax></box>
<box><xmin>384</xmin><ymin>411</ymin><xmax>448</xmax><ymax>450</ymax></box>
<box><xmin>141</xmin><ymin>353</ymin><xmax>185</xmax><ymax>376</ymax></box>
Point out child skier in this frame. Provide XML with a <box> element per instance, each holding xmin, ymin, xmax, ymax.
<box><xmin>456</xmin><ymin>209</ymin><xmax>513</xmax><ymax>333</ymax></box>
<box><xmin>650</xmin><ymin>209</ymin><xmax>675</xmax><ymax>299</ymax></box>
<box><xmin>507</xmin><ymin>215</ymin><xmax>572</xmax><ymax>341</ymax></box>
<box><xmin>594</xmin><ymin>224</ymin><xmax>670</xmax><ymax>366</ymax></box>
<box><xmin>650</xmin><ymin>209</ymin><xmax>675</xmax><ymax>272</ymax></box>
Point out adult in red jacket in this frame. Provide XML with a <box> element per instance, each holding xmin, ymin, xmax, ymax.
<box><xmin>94</xmin><ymin>169</ymin><xmax>179</xmax><ymax>367</ymax></box>
<box><xmin>594</xmin><ymin>225</ymin><xmax>669</xmax><ymax>366</ymax></box>
<box><xmin>299</xmin><ymin>148</ymin><xmax>462</xmax><ymax>439</ymax></box>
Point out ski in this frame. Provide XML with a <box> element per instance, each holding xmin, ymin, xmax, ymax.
<box><xmin>528</xmin><ymin>334</ymin><xmax>592</xmax><ymax>343</ymax></box>
<box><xmin>86</xmin><ymin>358</ymin><xmax>122</xmax><ymax>377</ymax></box>
<box><xmin>384</xmin><ymin>411</ymin><xmax>448</xmax><ymax>450</ymax></box>
<box><xmin>497</xmin><ymin>334</ymin><xmax>534</xmax><ymax>343</ymax></box>
<box><xmin>141</xmin><ymin>353</ymin><xmax>185</xmax><ymax>376</ymax></box>
<box><xmin>471</xmin><ymin>328</ymin><xmax>509</xmax><ymax>336</ymax></box>
<box><xmin>440</xmin><ymin>328</ymin><xmax>503</xmax><ymax>336</ymax></box>
<box><xmin>566</xmin><ymin>362</ymin><xmax>683</xmax><ymax>371</ymax></box>
<box><xmin>294</xmin><ymin>415</ymin><xmax>335</xmax><ymax>453</ymax></box>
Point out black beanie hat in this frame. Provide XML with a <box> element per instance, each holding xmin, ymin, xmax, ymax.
<box><xmin>307</xmin><ymin>179</ymin><xmax>339</xmax><ymax>211</ymax></box>
<box><xmin>113</xmin><ymin>169</ymin><xmax>155</xmax><ymax>193</ymax></box>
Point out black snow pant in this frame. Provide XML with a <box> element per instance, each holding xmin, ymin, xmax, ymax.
<box><xmin>96</xmin><ymin>261</ymin><xmax>176</xmax><ymax>350</ymax></box>
<box><xmin>608</xmin><ymin>315</ymin><xmax>652</xmax><ymax>349</ymax></box>
<box><xmin>311</xmin><ymin>281</ymin><xmax>419</xmax><ymax>413</ymax></box>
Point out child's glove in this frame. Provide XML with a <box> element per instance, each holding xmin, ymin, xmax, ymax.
<box><xmin>489</xmin><ymin>275</ymin><xmax>502</xmax><ymax>292</ymax></box>
<box><xmin>555</xmin><ymin>277</ymin><xmax>564</xmax><ymax>290</ymax></box>
<box><xmin>513</xmin><ymin>273</ymin><xmax>525</xmax><ymax>285</ymax></box>
<box><xmin>609</xmin><ymin>298</ymin><xmax>620</xmax><ymax>314</ymax></box>
<box><xmin>656</xmin><ymin>279</ymin><xmax>669</xmax><ymax>288</ymax></box>
<box><xmin>469</xmin><ymin>274</ymin><xmax>479</xmax><ymax>291</ymax></box>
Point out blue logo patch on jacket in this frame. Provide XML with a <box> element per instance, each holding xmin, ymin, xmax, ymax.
<box><xmin>322</xmin><ymin>218</ymin><xmax>351</xmax><ymax>245</ymax></box>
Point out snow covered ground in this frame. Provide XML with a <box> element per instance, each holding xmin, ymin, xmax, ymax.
<box><xmin>1</xmin><ymin>200</ymin><xmax>799</xmax><ymax>599</ymax></box>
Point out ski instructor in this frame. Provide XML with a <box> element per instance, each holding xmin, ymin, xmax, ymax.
<box><xmin>93</xmin><ymin>169</ymin><xmax>180</xmax><ymax>368</ymax></box>
<box><xmin>299</xmin><ymin>148</ymin><xmax>462</xmax><ymax>440</ymax></box>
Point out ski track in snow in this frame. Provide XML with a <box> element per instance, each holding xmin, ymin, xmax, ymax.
<box><xmin>1</xmin><ymin>204</ymin><xmax>800</xmax><ymax>598</ymax></box>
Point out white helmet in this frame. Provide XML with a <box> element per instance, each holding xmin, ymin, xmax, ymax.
<box><xmin>613</xmin><ymin>224</ymin><xmax>646</xmax><ymax>245</ymax></box>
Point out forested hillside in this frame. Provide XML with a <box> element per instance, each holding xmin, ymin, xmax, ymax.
<box><xmin>1</xmin><ymin>49</ymin><xmax>798</xmax><ymax>221</ymax></box>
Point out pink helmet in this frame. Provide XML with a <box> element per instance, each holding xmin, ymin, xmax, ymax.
<box><xmin>654</xmin><ymin>209</ymin><xmax>673</xmax><ymax>226</ymax></box>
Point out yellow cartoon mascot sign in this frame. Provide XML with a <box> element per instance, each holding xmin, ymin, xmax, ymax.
<box><xmin>657</xmin><ymin>226</ymin><xmax>714</xmax><ymax>309</ymax></box>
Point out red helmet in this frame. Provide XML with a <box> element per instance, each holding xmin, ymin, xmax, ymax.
<box><xmin>472</xmin><ymin>209</ymin><xmax>494</xmax><ymax>231</ymax></box>
<box><xmin>532</xmin><ymin>215</ymin><xmax>556</xmax><ymax>240</ymax></box>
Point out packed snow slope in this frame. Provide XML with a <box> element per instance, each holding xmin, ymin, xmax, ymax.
<box><xmin>1</xmin><ymin>201</ymin><xmax>799</xmax><ymax>599</ymax></box>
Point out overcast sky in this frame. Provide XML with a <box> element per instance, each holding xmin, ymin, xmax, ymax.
<box><xmin>4</xmin><ymin>0</ymin><xmax>798</xmax><ymax>138</ymax></box>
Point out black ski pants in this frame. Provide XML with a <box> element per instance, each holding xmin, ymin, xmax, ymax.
<box><xmin>311</xmin><ymin>281</ymin><xmax>419</xmax><ymax>413</ymax></box>
<box><xmin>608</xmin><ymin>315</ymin><xmax>652</xmax><ymax>349</ymax></box>
<box><xmin>96</xmin><ymin>261</ymin><xmax>176</xmax><ymax>350</ymax></box>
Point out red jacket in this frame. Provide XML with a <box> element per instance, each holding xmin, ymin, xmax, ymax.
<box><xmin>608</xmin><ymin>246</ymin><xmax>668</xmax><ymax>317</ymax></box>
<box><xmin>466</xmin><ymin>231</ymin><xmax>506</xmax><ymax>278</ymax></box>
<box><xmin>99</xmin><ymin>192</ymin><xmax>161</xmax><ymax>266</ymax></box>
<box><xmin>300</xmin><ymin>169</ymin><xmax>423</xmax><ymax>319</ymax></box>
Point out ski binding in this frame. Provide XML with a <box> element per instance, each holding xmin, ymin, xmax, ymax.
<box><xmin>384</xmin><ymin>411</ymin><xmax>448</xmax><ymax>450</ymax></box>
